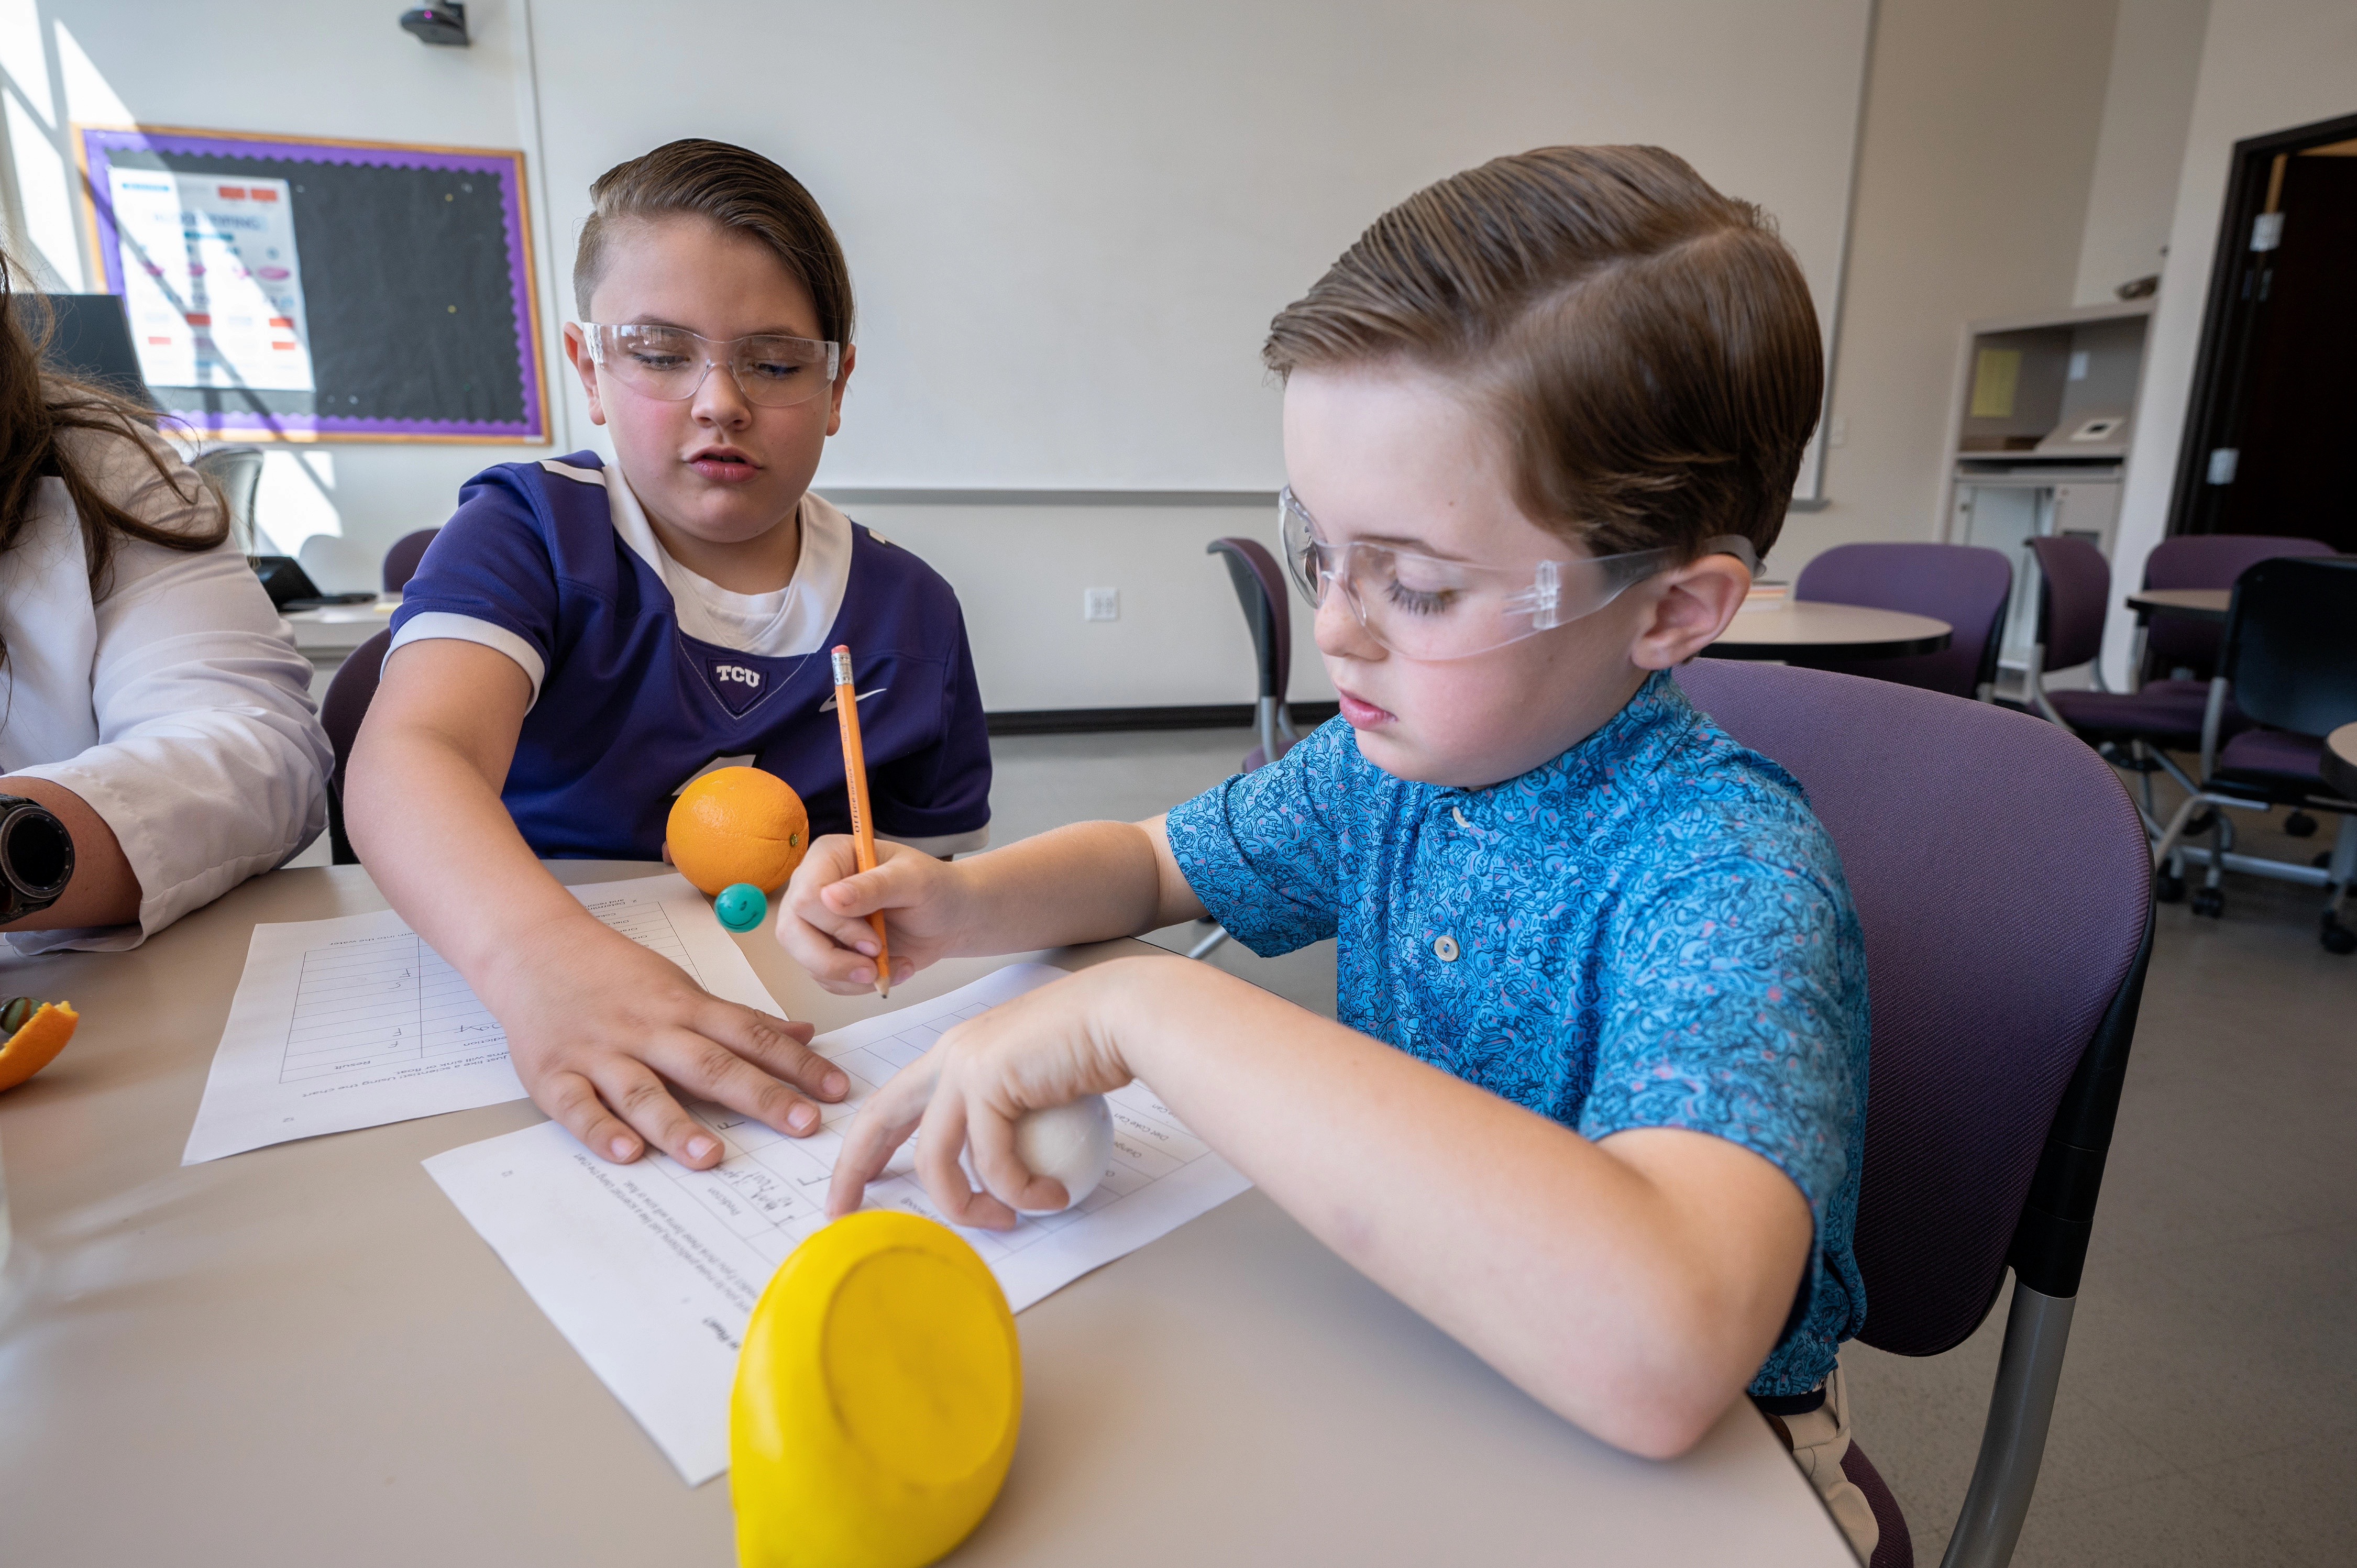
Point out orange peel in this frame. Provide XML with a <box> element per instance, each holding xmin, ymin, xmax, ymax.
<box><xmin>668</xmin><ymin>767</ymin><xmax>809</xmax><ymax>898</ymax></box>
<box><xmin>0</xmin><ymin>1000</ymin><xmax>78</xmax><ymax>1092</ymax></box>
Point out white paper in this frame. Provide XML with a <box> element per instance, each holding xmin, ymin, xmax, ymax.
<box><xmin>424</xmin><ymin>963</ymin><xmax>1252</xmax><ymax>1485</ymax></box>
<box><xmin>183</xmin><ymin>875</ymin><xmax>779</xmax><ymax>1166</ymax></box>
<box><xmin>106</xmin><ymin>167</ymin><xmax>315</xmax><ymax>392</ymax></box>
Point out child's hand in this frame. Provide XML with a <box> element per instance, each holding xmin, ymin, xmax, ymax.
<box><xmin>825</xmin><ymin>964</ymin><xmax>1140</xmax><ymax>1225</ymax></box>
<box><xmin>777</xmin><ymin>835</ymin><xmax>970</xmax><ymax>993</ymax></box>
<box><xmin>491</xmin><ymin>916</ymin><xmax>849</xmax><ymax>1168</ymax></box>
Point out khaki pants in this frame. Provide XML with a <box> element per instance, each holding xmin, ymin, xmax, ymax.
<box><xmin>1763</xmin><ymin>1364</ymin><xmax>1880</xmax><ymax>1563</ymax></box>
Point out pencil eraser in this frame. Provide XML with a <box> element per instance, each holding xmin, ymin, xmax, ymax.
<box><xmin>715</xmin><ymin>882</ymin><xmax>768</xmax><ymax>934</ymax></box>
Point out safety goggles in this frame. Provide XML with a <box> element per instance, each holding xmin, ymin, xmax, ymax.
<box><xmin>1279</xmin><ymin>486</ymin><xmax>1757</xmax><ymax>661</ymax></box>
<box><xmin>582</xmin><ymin>323</ymin><xmax>841</xmax><ymax>409</ymax></box>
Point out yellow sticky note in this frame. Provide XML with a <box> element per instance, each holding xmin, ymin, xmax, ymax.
<box><xmin>1970</xmin><ymin>349</ymin><xmax>2020</xmax><ymax>419</ymax></box>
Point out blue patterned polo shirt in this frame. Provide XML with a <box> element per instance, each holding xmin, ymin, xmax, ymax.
<box><xmin>1163</xmin><ymin>670</ymin><xmax>1869</xmax><ymax>1396</ymax></box>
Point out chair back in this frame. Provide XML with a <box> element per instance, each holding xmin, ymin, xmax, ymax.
<box><xmin>320</xmin><ymin>628</ymin><xmax>393</xmax><ymax>864</ymax></box>
<box><xmin>1673</xmin><ymin>661</ymin><xmax>2152</xmax><ymax>1355</ymax></box>
<box><xmin>382</xmin><ymin>528</ymin><xmax>440</xmax><ymax>595</ymax></box>
<box><xmin>1207</xmin><ymin>536</ymin><xmax>1290</xmax><ymax>703</ymax></box>
<box><xmin>2220</xmin><ymin>555</ymin><xmax>2357</xmax><ymax>739</ymax></box>
<box><xmin>2142</xmin><ymin>534</ymin><xmax>2334</xmax><ymax>678</ymax></box>
<box><xmin>190</xmin><ymin>446</ymin><xmax>265</xmax><ymax>554</ymax></box>
<box><xmin>1792</xmin><ymin>543</ymin><xmax>2012</xmax><ymax>699</ymax></box>
<box><xmin>2026</xmin><ymin>534</ymin><xmax>2110</xmax><ymax>673</ymax></box>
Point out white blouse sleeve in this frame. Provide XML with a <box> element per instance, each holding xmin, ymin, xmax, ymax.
<box><xmin>3</xmin><ymin>424</ymin><xmax>331</xmax><ymax>953</ymax></box>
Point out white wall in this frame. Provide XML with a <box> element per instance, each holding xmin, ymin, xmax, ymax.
<box><xmin>9</xmin><ymin>0</ymin><xmax>2219</xmax><ymax>713</ymax></box>
<box><xmin>2073</xmin><ymin>0</ymin><xmax>2211</xmax><ymax>305</ymax></box>
<box><xmin>1777</xmin><ymin>0</ymin><xmax>2121</xmax><ymax>572</ymax></box>
<box><xmin>2103</xmin><ymin>0</ymin><xmax>2357</xmax><ymax>684</ymax></box>
<box><xmin>0</xmin><ymin>0</ymin><xmax>553</xmax><ymax>587</ymax></box>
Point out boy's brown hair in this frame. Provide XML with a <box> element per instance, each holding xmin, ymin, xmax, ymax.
<box><xmin>1264</xmin><ymin>146</ymin><xmax>1821</xmax><ymax>562</ymax></box>
<box><xmin>575</xmin><ymin>139</ymin><xmax>854</xmax><ymax>346</ymax></box>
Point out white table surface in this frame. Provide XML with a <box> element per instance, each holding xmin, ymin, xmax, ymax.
<box><xmin>0</xmin><ymin>861</ymin><xmax>1853</xmax><ymax>1567</ymax></box>
<box><xmin>284</xmin><ymin>600</ymin><xmax>398</xmax><ymax>656</ymax></box>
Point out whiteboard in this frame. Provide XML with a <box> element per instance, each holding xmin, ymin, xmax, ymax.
<box><xmin>531</xmin><ymin>0</ymin><xmax>1873</xmax><ymax>494</ymax></box>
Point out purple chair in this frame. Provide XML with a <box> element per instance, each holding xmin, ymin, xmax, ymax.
<box><xmin>1186</xmin><ymin>537</ymin><xmax>1304</xmax><ymax>959</ymax></box>
<box><xmin>1792</xmin><ymin>543</ymin><xmax>2014</xmax><ymax>701</ymax></box>
<box><xmin>2137</xmin><ymin>533</ymin><xmax>2333</xmax><ymax>684</ymax></box>
<box><xmin>2025</xmin><ymin>536</ymin><xmax>2237</xmax><ymax>867</ymax></box>
<box><xmin>318</xmin><ymin>627</ymin><xmax>392</xmax><ymax>865</ymax></box>
<box><xmin>1676</xmin><ymin>660</ymin><xmax>2154</xmax><ymax>1568</ymax></box>
<box><xmin>382</xmin><ymin>528</ymin><xmax>440</xmax><ymax>595</ymax></box>
<box><xmin>2150</xmin><ymin>556</ymin><xmax>2357</xmax><ymax>951</ymax></box>
<box><xmin>1207</xmin><ymin>535</ymin><xmax>1299</xmax><ymax>771</ymax></box>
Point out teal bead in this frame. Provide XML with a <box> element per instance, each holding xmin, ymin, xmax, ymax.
<box><xmin>715</xmin><ymin>883</ymin><xmax>768</xmax><ymax>933</ymax></box>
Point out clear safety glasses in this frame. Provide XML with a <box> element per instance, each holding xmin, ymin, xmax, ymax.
<box><xmin>582</xmin><ymin>323</ymin><xmax>841</xmax><ymax>409</ymax></box>
<box><xmin>1279</xmin><ymin>486</ymin><xmax>1758</xmax><ymax>661</ymax></box>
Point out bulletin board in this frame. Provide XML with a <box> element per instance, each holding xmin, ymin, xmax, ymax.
<box><xmin>73</xmin><ymin>124</ymin><xmax>548</xmax><ymax>444</ymax></box>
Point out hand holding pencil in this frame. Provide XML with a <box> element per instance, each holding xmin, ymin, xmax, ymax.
<box><xmin>831</xmin><ymin>644</ymin><xmax>893</xmax><ymax>998</ymax></box>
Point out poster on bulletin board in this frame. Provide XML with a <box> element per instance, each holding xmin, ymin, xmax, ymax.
<box><xmin>73</xmin><ymin>124</ymin><xmax>548</xmax><ymax>444</ymax></box>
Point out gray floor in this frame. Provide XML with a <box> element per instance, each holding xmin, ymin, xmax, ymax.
<box><xmin>987</xmin><ymin>726</ymin><xmax>2354</xmax><ymax>1568</ymax></box>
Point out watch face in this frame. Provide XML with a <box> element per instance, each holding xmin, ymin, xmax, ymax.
<box><xmin>1</xmin><ymin>804</ymin><xmax>72</xmax><ymax>899</ymax></box>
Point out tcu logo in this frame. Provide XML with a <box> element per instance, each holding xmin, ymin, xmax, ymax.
<box><xmin>714</xmin><ymin>665</ymin><xmax>762</xmax><ymax>688</ymax></box>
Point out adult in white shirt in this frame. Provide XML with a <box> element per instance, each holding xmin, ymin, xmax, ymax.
<box><xmin>0</xmin><ymin>283</ymin><xmax>329</xmax><ymax>954</ymax></box>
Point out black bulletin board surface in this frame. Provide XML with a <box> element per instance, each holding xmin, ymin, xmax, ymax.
<box><xmin>76</xmin><ymin>125</ymin><xmax>547</xmax><ymax>443</ymax></box>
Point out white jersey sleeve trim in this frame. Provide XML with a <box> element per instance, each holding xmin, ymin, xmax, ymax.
<box><xmin>386</xmin><ymin>611</ymin><xmax>549</xmax><ymax>707</ymax></box>
<box><xmin>538</xmin><ymin>458</ymin><xmax>609</xmax><ymax>486</ymax></box>
<box><xmin>880</xmin><ymin>825</ymin><xmax>991</xmax><ymax>858</ymax></box>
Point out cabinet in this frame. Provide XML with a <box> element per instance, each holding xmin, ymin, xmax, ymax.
<box><xmin>1939</xmin><ymin>300</ymin><xmax>2154</xmax><ymax>668</ymax></box>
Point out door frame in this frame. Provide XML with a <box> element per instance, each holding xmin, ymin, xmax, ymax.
<box><xmin>2166</xmin><ymin>108</ymin><xmax>2357</xmax><ymax>539</ymax></box>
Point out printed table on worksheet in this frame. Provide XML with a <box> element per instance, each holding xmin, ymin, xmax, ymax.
<box><xmin>659</xmin><ymin>998</ymin><xmax>1214</xmax><ymax>1267</ymax></box>
<box><xmin>277</xmin><ymin>899</ymin><xmax>699</xmax><ymax>1084</ymax></box>
<box><xmin>185</xmin><ymin>876</ymin><xmax>772</xmax><ymax>1165</ymax></box>
<box><xmin>425</xmin><ymin>963</ymin><xmax>1254</xmax><ymax>1484</ymax></box>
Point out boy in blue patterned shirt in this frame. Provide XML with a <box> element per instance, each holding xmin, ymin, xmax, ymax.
<box><xmin>785</xmin><ymin>147</ymin><xmax>1873</xmax><ymax>1528</ymax></box>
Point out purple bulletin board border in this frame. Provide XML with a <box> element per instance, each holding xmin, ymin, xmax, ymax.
<box><xmin>73</xmin><ymin>124</ymin><xmax>548</xmax><ymax>444</ymax></box>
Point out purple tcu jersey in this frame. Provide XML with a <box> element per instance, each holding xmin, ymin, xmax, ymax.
<box><xmin>388</xmin><ymin>453</ymin><xmax>992</xmax><ymax>861</ymax></box>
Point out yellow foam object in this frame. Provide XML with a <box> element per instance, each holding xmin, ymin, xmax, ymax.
<box><xmin>732</xmin><ymin>1209</ymin><xmax>1022</xmax><ymax>1568</ymax></box>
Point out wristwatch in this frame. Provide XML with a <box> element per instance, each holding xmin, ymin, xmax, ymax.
<box><xmin>0</xmin><ymin>795</ymin><xmax>74</xmax><ymax>924</ymax></box>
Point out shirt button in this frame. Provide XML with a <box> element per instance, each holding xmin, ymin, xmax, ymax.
<box><xmin>1434</xmin><ymin>935</ymin><xmax>1460</xmax><ymax>962</ymax></box>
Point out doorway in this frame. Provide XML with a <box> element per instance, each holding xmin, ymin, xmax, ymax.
<box><xmin>2169</xmin><ymin>111</ymin><xmax>2357</xmax><ymax>552</ymax></box>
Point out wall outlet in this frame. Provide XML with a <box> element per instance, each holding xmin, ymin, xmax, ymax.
<box><xmin>1083</xmin><ymin>587</ymin><xmax>1120</xmax><ymax>622</ymax></box>
<box><xmin>1827</xmin><ymin>415</ymin><xmax>1848</xmax><ymax>448</ymax></box>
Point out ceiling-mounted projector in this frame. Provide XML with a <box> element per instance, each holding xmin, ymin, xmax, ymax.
<box><xmin>400</xmin><ymin>4</ymin><xmax>469</xmax><ymax>46</ymax></box>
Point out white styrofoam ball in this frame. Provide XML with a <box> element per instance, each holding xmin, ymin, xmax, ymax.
<box><xmin>1012</xmin><ymin>1094</ymin><xmax>1115</xmax><ymax>1213</ymax></box>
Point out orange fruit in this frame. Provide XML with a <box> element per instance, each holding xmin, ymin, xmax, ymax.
<box><xmin>668</xmin><ymin>767</ymin><xmax>809</xmax><ymax>896</ymax></box>
<box><xmin>0</xmin><ymin>999</ymin><xmax>78</xmax><ymax>1092</ymax></box>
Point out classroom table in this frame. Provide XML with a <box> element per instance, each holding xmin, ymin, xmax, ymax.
<box><xmin>0</xmin><ymin>862</ymin><xmax>1855</xmax><ymax>1568</ymax></box>
<box><xmin>283</xmin><ymin>598</ymin><xmax>400</xmax><ymax>657</ymax></box>
<box><xmin>2323</xmin><ymin>724</ymin><xmax>2357</xmax><ymax>803</ymax></box>
<box><xmin>1703</xmin><ymin>600</ymin><xmax>1953</xmax><ymax>665</ymax></box>
<box><xmin>2122</xmin><ymin>587</ymin><xmax>2231</xmax><ymax>621</ymax></box>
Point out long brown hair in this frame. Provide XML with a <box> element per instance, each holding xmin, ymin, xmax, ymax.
<box><xmin>0</xmin><ymin>249</ymin><xmax>226</xmax><ymax>671</ymax></box>
<box><xmin>1264</xmin><ymin>146</ymin><xmax>1822</xmax><ymax>563</ymax></box>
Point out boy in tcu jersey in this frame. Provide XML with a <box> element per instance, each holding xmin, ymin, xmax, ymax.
<box><xmin>349</xmin><ymin>140</ymin><xmax>989</xmax><ymax>1171</ymax></box>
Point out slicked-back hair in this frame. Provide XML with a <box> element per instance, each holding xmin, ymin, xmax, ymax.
<box><xmin>574</xmin><ymin>139</ymin><xmax>854</xmax><ymax>345</ymax></box>
<box><xmin>1264</xmin><ymin>146</ymin><xmax>1822</xmax><ymax>561</ymax></box>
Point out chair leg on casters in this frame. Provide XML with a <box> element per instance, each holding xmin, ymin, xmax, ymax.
<box><xmin>1185</xmin><ymin>920</ymin><xmax>1230</xmax><ymax>960</ymax></box>
<box><xmin>2322</xmin><ymin>816</ymin><xmax>2357</xmax><ymax>955</ymax></box>
<box><xmin>1940</xmin><ymin>1282</ymin><xmax>2076</xmax><ymax>1568</ymax></box>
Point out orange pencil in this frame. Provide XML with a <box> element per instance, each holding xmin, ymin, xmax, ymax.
<box><xmin>831</xmin><ymin>645</ymin><xmax>891</xmax><ymax>998</ymax></box>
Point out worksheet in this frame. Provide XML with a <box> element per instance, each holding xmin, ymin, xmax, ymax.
<box><xmin>182</xmin><ymin>875</ymin><xmax>778</xmax><ymax>1166</ymax></box>
<box><xmin>424</xmin><ymin>964</ymin><xmax>1251</xmax><ymax>1485</ymax></box>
